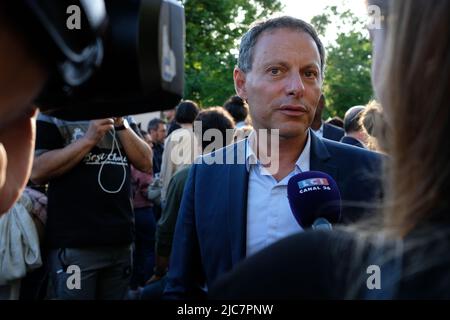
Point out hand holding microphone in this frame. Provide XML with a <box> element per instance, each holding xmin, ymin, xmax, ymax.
<box><xmin>287</xmin><ymin>171</ymin><xmax>342</xmax><ymax>230</ymax></box>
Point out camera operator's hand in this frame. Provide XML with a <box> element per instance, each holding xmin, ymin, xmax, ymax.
<box><xmin>113</xmin><ymin>117</ymin><xmax>124</xmax><ymax>127</ymax></box>
<box><xmin>113</xmin><ymin>117</ymin><xmax>153</xmax><ymax>174</ymax></box>
<box><xmin>83</xmin><ymin>118</ymin><xmax>115</xmax><ymax>146</ymax></box>
<box><xmin>31</xmin><ymin>118</ymin><xmax>114</xmax><ymax>186</ymax></box>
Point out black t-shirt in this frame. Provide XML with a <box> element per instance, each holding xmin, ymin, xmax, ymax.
<box><xmin>35</xmin><ymin>114</ymin><xmax>134</xmax><ymax>248</ymax></box>
<box><xmin>210</xmin><ymin>224</ymin><xmax>450</xmax><ymax>299</ymax></box>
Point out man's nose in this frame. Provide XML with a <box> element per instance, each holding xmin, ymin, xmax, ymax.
<box><xmin>286</xmin><ymin>72</ymin><xmax>305</xmax><ymax>98</ymax></box>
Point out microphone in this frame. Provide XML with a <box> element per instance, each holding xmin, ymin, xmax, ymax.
<box><xmin>287</xmin><ymin>171</ymin><xmax>341</xmax><ymax>230</ymax></box>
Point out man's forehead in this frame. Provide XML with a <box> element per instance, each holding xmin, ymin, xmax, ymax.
<box><xmin>255</xmin><ymin>27</ymin><xmax>318</xmax><ymax>51</ymax></box>
<box><xmin>252</xmin><ymin>28</ymin><xmax>320</xmax><ymax>63</ymax></box>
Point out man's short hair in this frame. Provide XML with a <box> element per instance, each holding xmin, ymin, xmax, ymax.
<box><xmin>195</xmin><ymin>107</ymin><xmax>235</xmax><ymax>151</ymax></box>
<box><xmin>175</xmin><ymin>100</ymin><xmax>200</xmax><ymax>124</ymax></box>
<box><xmin>238</xmin><ymin>16</ymin><xmax>325</xmax><ymax>76</ymax></box>
<box><xmin>147</xmin><ymin>118</ymin><xmax>165</xmax><ymax>132</ymax></box>
<box><xmin>223</xmin><ymin>95</ymin><xmax>248</xmax><ymax>123</ymax></box>
<box><xmin>326</xmin><ymin>116</ymin><xmax>344</xmax><ymax>129</ymax></box>
<box><xmin>344</xmin><ymin>106</ymin><xmax>365</xmax><ymax>133</ymax></box>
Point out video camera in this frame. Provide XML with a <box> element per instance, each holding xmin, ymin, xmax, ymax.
<box><xmin>8</xmin><ymin>0</ymin><xmax>185</xmax><ymax>120</ymax></box>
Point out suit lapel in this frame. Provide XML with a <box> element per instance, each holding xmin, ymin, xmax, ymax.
<box><xmin>309</xmin><ymin>131</ymin><xmax>339</xmax><ymax>181</ymax></box>
<box><xmin>323</xmin><ymin>123</ymin><xmax>330</xmax><ymax>139</ymax></box>
<box><xmin>227</xmin><ymin>141</ymin><xmax>249</xmax><ymax>265</ymax></box>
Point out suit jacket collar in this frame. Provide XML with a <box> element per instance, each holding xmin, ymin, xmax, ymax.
<box><xmin>309</xmin><ymin>130</ymin><xmax>338</xmax><ymax>177</ymax></box>
<box><xmin>341</xmin><ymin>136</ymin><xmax>365</xmax><ymax>149</ymax></box>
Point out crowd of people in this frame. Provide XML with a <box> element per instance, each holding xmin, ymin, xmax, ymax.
<box><xmin>0</xmin><ymin>0</ymin><xmax>448</xmax><ymax>300</ymax></box>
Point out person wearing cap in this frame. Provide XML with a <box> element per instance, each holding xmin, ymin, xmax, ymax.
<box><xmin>340</xmin><ymin>105</ymin><xmax>368</xmax><ymax>148</ymax></box>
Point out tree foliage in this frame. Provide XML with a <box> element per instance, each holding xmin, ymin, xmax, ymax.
<box><xmin>181</xmin><ymin>0</ymin><xmax>283</xmax><ymax>107</ymax></box>
<box><xmin>311</xmin><ymin>6</ymin><xmax>374</xmax><ymax>118</ymax></box>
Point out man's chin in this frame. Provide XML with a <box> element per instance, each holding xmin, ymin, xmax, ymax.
<box><xmin>278</xmin><ymin>126</ymin><xmax>309</xmax><ymax>140</ymax></box>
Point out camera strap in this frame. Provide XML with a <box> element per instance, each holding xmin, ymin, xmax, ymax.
<box><xmin>97</xmin><ymin>129</ymin><xmax>127</xmax><ymax>194</ymax></box>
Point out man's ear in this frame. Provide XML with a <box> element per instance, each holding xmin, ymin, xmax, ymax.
<box><xmin>233</xmin><ymin>67</ymin><xmax>247</xmax><ymax>100</ymax></box>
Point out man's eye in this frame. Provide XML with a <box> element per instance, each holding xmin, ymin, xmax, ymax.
<box><xmin>304</xmin><ymin>70</ymin><xmax>317</xmax><ymax>78</ymax></box>
<box><xmin>269</xmin><ymin>68</ymin><xmax>281</xmax><ymax>75</ymax></box>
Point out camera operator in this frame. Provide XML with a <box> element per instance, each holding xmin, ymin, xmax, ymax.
<box><xmin>30</xmin><ymin>114</ymin><xmax>151</xmax><ymax>299</ymax></box>
<box><xmin>0</xmin><ymin>0</ymin><xmax>184</xmax><ymax>219</ymax></box>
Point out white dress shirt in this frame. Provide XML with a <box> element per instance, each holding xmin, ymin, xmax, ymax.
<box><xmin>245</xmin><ymin>130</ymin><xmax>311</xmax><ymax>257</ymax></box>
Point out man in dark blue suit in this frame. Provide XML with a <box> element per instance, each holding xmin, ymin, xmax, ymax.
<box><xmin>164</xmin><ymin>16</ymin><xmax>383</xmax><ymax>299</ymax></box>
<box><xmin>311</xmin><ymin>94</ymin><xmax>345</xmax><ymax>141</ymax></box>
<box><xmin>340</xmin><ymin>105</ymin><xmax>368</xmax><ymax>149</ymax></box>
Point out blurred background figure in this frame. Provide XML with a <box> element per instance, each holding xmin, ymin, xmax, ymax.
<box><xmin>141</xmin><ymin>107</ymin><xmax>235</xmax><ymax>300</ymax></box>
<box><xmin>326</xmin><ymin>116</ymin><xmax>344</xmax><ymax>129</ymax></box>
<box><xmin>164</xmin><ymin>108</ymin><xmax>181</xmax><ymax>136</ymax></box>
<box><xmin>223</xmin><ymin>95</ymin><xmax>254</xmax><ymax>143</ymax></box>
<box><xmin>340</xmin><ymin>105</ymin><xmax>368</xmax><ymax>148</ymax></box>
<box><xmin>147</xmin><ymin>118</ymin><xmax>167</xmax><ymax>176</ymax></box>
<box><xmin>223</xmin><ymin>95</ymin><xmax>249</xmax><ymax>129</ymax></box>
<box><xmin>146</xmin><ymin>118</ymin><xmax>167</xmax><ymax>222</ymax></box>
<box><xmin>311</xmin><ymin>94</ymin><xmax>345</xmax><ymax>141</ymax></box>
<box><xmin>140</xmin><ymin>130</ymin><xmax>153</xmax><ymax>147</ymax></box>
<box><xmin>128</xmin><ymin>129</ymin><xmax>157</xmax><ymax>299</ymax></box>
<box><xmin>159</xmin><ymin>100</ymin><xmax>201</xmax><ymax>206</ymax></box>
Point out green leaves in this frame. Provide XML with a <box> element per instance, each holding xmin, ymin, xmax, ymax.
<box><xmin>182</xmin><ymin>0</ymin><xmax>283</xmax><ymax>107</ymax></box>
<box><xmin>181</xmin><ymin>0</ymin><xmax>373</xmax><ymax>116</ymax></box>
<box><xmin>311</xmin><ymin>5</ymin><xmax>374</xmax><ymax>118</ymax></box>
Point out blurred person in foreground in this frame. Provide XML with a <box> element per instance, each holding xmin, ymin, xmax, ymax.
<box><xmin>0</xmin><ymin>5</ymin><xmax>48</xmax><ymax>216</ymax></box>
<box><xmin>360</xmin><ymin>100</ymin><xmax>387</xmax><ymax>153</ymax></box>
<box><xmin>211</xmin><ymin>0</ymin><xmax>450</xmax><ymax>299</ymax></box>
